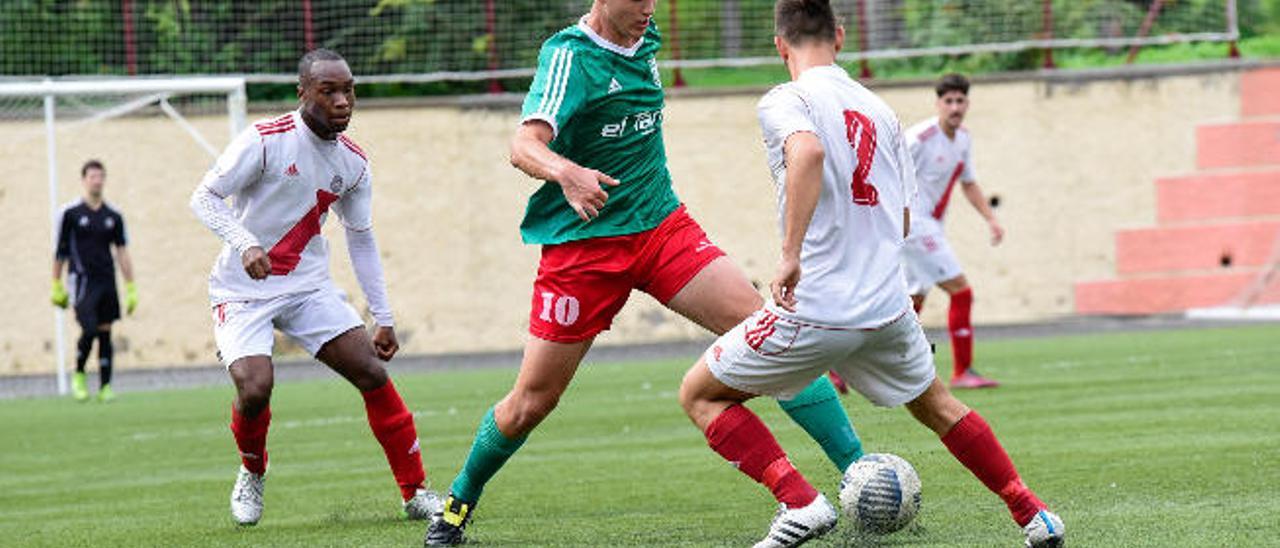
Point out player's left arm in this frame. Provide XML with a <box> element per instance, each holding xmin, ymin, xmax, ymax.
<box><xmin>335</xmin><ymin>168</ymin><xmax>398</xmax><ymax>361</ymax></box>
<box><xmin>959</xmin><ymin>142</ymin><xmax>1003</xmax><ymax>245</ymax></box>
<box><xmin>774</xmin><ymin>131</ymin><xmax>825</xmax><ymax>312</ymax></box>
<box><xmin>111</xmin><ymin>213</ymin><xmax>138</xmax><ymax>313</ymax></box>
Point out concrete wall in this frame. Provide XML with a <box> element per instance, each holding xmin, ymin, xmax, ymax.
<box><xmin>0</xmin><ymin>65</ymin><xmax>1245</xmax><ymax>374</ymax></box>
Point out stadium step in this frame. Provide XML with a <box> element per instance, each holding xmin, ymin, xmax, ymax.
<box><xmin>1076</xmin><ymin>67</ymin><xmax>1280</xmax><ymax>316</ymax></box>
<box><xmin>1196</xmin><ymin>119</ymin><xmax>1280</xmax><ymax>170</ymax></box>
<box><xmin>1075</xmin><ymin>271</ymin><xmax>1280</xmax><ymax>315</ymax></box>
<box><xmin>1242</xmin><ymin>67</ymin><xmax>1280</xmax><ymax>118</ymax></box>
<box><xmin>1115</xmin><ymin>220</ymin><xmax>1280</xmax><ymax>275</ymax></box>
<box><xmin>1156</xmin><ymin>168</ymin><xmax>1280</xmax><ymax>223</ymax></box>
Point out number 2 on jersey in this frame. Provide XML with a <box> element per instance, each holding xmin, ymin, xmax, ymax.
<box><xmin>843</xmin><ymin>110</ymin><xmax>879</xmax><ymax>206</ymax></box>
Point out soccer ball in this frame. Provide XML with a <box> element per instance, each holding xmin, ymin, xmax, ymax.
<box><xmin>838</xmin><ymin>453</ymin><xmax>922</xmax><ymax>534</ymax></box>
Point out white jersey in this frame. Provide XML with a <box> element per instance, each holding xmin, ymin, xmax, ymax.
<box><xmin>905</xmin><ymin>116</ymin><xmax>975</xmax><ymax>234</ymax></box>
<box><xmin>197</xmin><ymin>110</ymin><xmax>374</xmax><ymax>303</ymax></box>
<box><xmin>757</xmin><ymin>65</ymin><xmax>916</xmax><ymax>328</ymax></box>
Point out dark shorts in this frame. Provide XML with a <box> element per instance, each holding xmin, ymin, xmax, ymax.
<box><xmin>73</xmin><ymin>279</ymin><xmax>120</xmax><ymax>330</ymax></box>
<box><xmin>529</xmin><ymin>205</ymin><xmax>726</xmax><ymax>343</ymax></box>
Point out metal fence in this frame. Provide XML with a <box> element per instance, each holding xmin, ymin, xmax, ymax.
<box><xmin>0</xmin><ymin>1</ymin><xmax>1241</xmax><ymax>84</ymax></box>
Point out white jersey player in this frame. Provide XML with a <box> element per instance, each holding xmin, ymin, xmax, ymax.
<box><xmin>903</xmin><ymin>74</ymin><xmax>1005</xmax><ymax>389</ymax></box>
<box><xmin>189</xmin><ymin>48</ymin><xmax>440</xmax><ymax>527</ymax></box>
<box><xmin>676</xmin><ymin>3</ymin><xmax>1062</xmax><ymax>548</ymax></box>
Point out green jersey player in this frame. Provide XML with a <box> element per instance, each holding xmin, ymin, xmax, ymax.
<box><xmin>427</xmin><ymin>2</ymin><xmax>865</xmax><ymax>544</ymax></box>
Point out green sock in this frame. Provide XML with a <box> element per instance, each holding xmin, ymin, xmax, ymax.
<box><xmin>776</xmin><ymin>376</ymin><xmax>864</xmax><ymax>472</ymax></box>
<box><xmin>449</xmin><ymin>407</ymin><xmax>527</xmax><ymax>503</ymax></box>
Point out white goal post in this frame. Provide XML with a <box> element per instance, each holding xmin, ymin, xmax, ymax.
<box><xmin>0</xmin><ymin>77</ymin><xmax>246</xmax><ymax>394</ymax></box>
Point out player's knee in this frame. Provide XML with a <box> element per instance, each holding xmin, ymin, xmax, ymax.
<box><xmin>351</xmin><ymin>361</ymin><xmax>389</xmax><ymax>392</ymax></box>
<box><xmin>238</xmin><ymin>380</ymin><xmax>274</xmax><ymax>415</ymax></box>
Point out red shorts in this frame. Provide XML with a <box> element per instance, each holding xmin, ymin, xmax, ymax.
<box><xmin>529</xmin><ymin>205</ymin><xmax>726</xmax><ymax>343</ymax></box>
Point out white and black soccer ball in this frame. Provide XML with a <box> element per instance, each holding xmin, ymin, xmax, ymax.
<box><xmin>838</xmin><ymin>453</ymin><xmax>922</xmax><ymax>534</ymax></box>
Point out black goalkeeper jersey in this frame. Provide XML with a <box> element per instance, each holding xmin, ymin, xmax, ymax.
<box><xmin>55</xmin><ymin>200</ymin><xmax>127</xmax><ymax>284</ymax></box>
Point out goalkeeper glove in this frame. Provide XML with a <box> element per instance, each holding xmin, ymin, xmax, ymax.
<box><xmin>125</xmin><ymin>282</ymin><xmax>138</xmax><ymax>315</ymax></box>
<box><xmin>50</xmin><ymin>279</ymin><xmax>69</xmax><ymax>309</ymax></box>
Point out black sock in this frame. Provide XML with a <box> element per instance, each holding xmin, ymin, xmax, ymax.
<box><xmin>97</xmin><ymin>331</ymin><xmax>113</xmax><ymax>387</ymax></box>
<box><xmin>75</xmin><ymin>331</ymin><xmax>94</xmax><ymax>374</ymax></box>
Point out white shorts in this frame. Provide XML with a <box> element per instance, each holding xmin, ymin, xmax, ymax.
<box><xmin>211</xmin><ymin>289</ymin><xmax>364</xmax><ymax>366</ymax></box>
<box><xmin>902</xmin><ymin>231</ymin><xmax>963</xmax><ymax>295</ymax></box>
<box><xmin>706</xmin><ymin>308</ymin><xmax>935</xmax><ymax>407</ymax></box>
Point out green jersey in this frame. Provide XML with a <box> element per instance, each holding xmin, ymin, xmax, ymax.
<box><xmin>518</xmin><ymin>19</ymin><xmax>681</xmax><ymax>245</ymax></box>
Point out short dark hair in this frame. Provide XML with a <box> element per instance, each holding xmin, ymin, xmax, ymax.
<box><xmin>775</xmin><ymin>0</ymin><xmax>837</xmax><ymax>46</ymax></box>
<box><xmin>298</xmin><ymin>48</ymin><xmax>346</xmax><ymax>84</ymax></box>
<box><xmin>81</xmin><ymin>159</ymin><xmax>104</xmax><ymax>177</ymax></box>
<box><xmin>935</xmin><ymin>73</ymin><xmax>970</xmax><ymax>97</ymax></box>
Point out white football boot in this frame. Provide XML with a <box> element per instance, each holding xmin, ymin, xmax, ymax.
<box><xmin>753</xmin><ymin>493</ymin><xmax>838</xmax><ymax>548</ymax></box>
<box><xmin>401</xmin><ymin>488</ymin><xmax>444</xmax><ymax>521</ymax></box>
<box><xmin>1023</xmin><ymin>509</ymin><xmax>1065</xmax><ymax>548</ymax></box>
<box><xmin>230</xmin><ymin>466</ymin><xmax>266</xmax><ymax>526</ymax></box>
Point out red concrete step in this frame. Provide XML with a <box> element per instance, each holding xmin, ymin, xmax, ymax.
<box><xmin>1242</xmin><ymin>68</ymin><xmax>1280</xmax><ymax>118</ymax></box>
<box><xmin>1197</xmin><ymin>119</ymin><xmax>1280</xmax><ymax>169</ymax></box>
<box><xmin>1116</xmin><ymin>221</ymin><xmax>1280</xmax><ymax>275</ymax></box>
<box><xmin>1156</xmin><ymin>169</ymin><xmax>1280</xmax><ymax>222</ymax></box>
<box><xmin>1075</xmin><ymin>271</ymin><xmax>1280</xmax><ymax>315</ymax></box>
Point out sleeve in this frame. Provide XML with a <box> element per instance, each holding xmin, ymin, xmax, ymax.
<box><xmin>189</xmin><ymin>127</ymin><xmax>265</xmax><ymax>256</ymax></box>
<box><xmin>906</xmin><ymin>127</ymin><xmax>926</xmax><ymax>171</ymax></box>
<box><xmin>200</xmin><ymin>126</ymin><xmax>265</xmax><ymax>199</ymax></box>
<box><xmin>960</xmin><ymin>138</ymin><xmax>977</xmax><ymax>183</ymax></box>
<box><xmin>112</xmin><ymin>212</ymin><xmax>127</xmax><ymax>246</ymax></box>
<box><xmin>519</xmin><ymin>41</ymin><xmax>587</xmax><ymax>139</ymax></box>
<box><xmin>756</xmin><ymin>85</ymin><xmax>817</xmax><ymax>153</ymax></box>
<box><xmin>54</xmin><ymin>209</ymin><xmax>72</xmax><ymax>260</ymax></box>
<box><xmin>345</xmin><ymin>227</ymin><xmax>393</xmax><ymax>327</ymax></box>
<box><xmin>335</xmin><ymin>166</ymin><xmax>373</xmax><ymax>231</ymax></box>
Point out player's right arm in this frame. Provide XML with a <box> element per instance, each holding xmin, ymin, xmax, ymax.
<box><xmin>757</xmin><ymin>86</ymin><xmax>823</xmax><ymax>312</ymax></box>
<box><xmin>50</xmin><ymin>209</ymin><xmax>71</xmax><ymax>308</ymax></box>
<box><xmin>510</xmin><ymin>123</ymin><xmax>619</xmax><ymax>221</ymax></box>
<box><xmin>189</xmin><ymin>127</ymin><xmax>272</xmax><ymax>280</ymax></box>
<box><xmin>510</xmin><ymin>40</ymin><xmax>619</xmax><ymax>222</ymax></box>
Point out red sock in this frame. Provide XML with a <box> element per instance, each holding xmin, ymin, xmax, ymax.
<box><xmin>941</xmin><ymin>411</ymin><xmax>1045</xmax><ymax>526</ymax></box>
<box><xmin>230</xmin><ymin>405</ymin><xmax>271</xmax><ymax>475</ymax></box>
<box><xmin>363</xmin><ymin>380</ymin><xmax>426</xmax><ymax>501</ymax></box>
<box><xmin>705</xmin><ymin>404</ymin><xmax>818</xmax><ymax>507</ymax></box>
<box><xmin>948</xmin><ymin>288</ymin><xmax>974</xmax><ymax>378</ymax></box>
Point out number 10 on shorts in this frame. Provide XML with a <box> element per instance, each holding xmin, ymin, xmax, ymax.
<box><xmin>539</xmin><ymin>292</ymin><xmax>581</xmax><ymax>326</ymax></box>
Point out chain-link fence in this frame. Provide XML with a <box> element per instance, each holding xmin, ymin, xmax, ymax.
<box><xmin>0</xmin><ymin>1</ymin><xmax>1242</xmax><ymax>83</ymax></box>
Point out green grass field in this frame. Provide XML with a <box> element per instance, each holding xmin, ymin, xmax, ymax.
<box><xmin>2</xmin><ymin>324</ymin><xmax>1278</xmax><ymax>547</ymax></box>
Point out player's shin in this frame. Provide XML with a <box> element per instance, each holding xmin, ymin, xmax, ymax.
<box><xmin>230</xmin><ymin>404</ymin><xmax>271</xmax><ymax>475</ymax></box>
<box><xmin>948</xmin><ymin>288</ymin><xmax>974</xmax><ymax>378</ymax></box>
<box><xmin>97</xmin><ymin>331</ymin><xmax>113</xmax><ymax>388</ymax></box>
<box><xmin>75</xmin><ymin>331</ymin><xmax>94</xmax><ymax>372</ymax></box>
<box><xmin>361</xmin><ymin>379</ymin><xmax>426</xmax><ymax>501</ymax></box>
<box><xmin>941</xmin><ymin>410</ymin><xmax>1045</xmax><ymax>526</ymax></box>
<box><xmin>449</xmin><ymin>406</ymin><xmax>527</xmax><ymax>503</ymax></box>
<box><xmin>776</xmin><ymin>376</ymin><xmax>863</xmax><ymax>471</ymax></box>
<box><xmin>706</xmin><ymin>404</ymin><xmax>818</xmax><ymax>507</ymax></box>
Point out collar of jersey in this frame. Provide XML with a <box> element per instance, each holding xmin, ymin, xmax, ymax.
<box><xmin>577</xmin><ymin>15</ymin><xmax>645</xmax><ymax>57</ymax></box>
<box><xmin>291</xmin><ymin>109</ymin><xmax>341</xmax><ymax>146</ymax></box>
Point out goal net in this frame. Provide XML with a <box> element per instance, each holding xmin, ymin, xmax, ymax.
<box><xmin>1187</xmin><ymin>228</ymin><xmax>1280</xmax><ymax>321</ymax></box>
<box><xmin>0</xmin><ymin>77</ymin><xmax>246</xmax><ymax>393</ymax></box>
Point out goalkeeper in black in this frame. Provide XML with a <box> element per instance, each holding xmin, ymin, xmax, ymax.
<box><xmin>51</xmin><ymin>159</ymin><xmax>137</xmax><ymax>402</ymax></box>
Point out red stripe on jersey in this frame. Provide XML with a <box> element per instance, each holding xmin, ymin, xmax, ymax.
<box><xmin>254</xmin><ymin>114</ymin><xmax>296</xmax><ymax>135</ymax></box>
<box><xmin>339</xmin><ymin>135</ymin><xmax>367</xmax><ymax>161</ymax></box>
<box><xmin>268</xmin><ymin>189</ymin><xmax>340</xmax><ymax>276</ymax></box>
<box><xmin>257</xmin><ymin>123</ymin><xmax>295</xmax><ymax>137</ymax></box>
<box><xmin>917</xmin><ymin>125</ymin><xmax>938</xmax><ymax>142</ymax></box>
<box><xmin>932</xmin><ymin>162</ymin><xmax>966</xmax><ymax>220</ymax></box>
